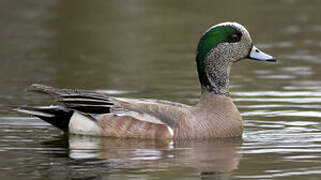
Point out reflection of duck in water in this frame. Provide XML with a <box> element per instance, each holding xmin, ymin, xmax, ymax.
<box><xmin>63</xmin><ymin>136</ymin><xmax>242</xmax><ymax>180</ymax></box>
<box><xmin>174</xmin><ymin>139</ymin><xmax>242</xmax><ymax>180</ymax></box>
<box><xmin>10</xmin><ymin>22</ymin><xmax>275</xmax><ymax>139</ymax></box>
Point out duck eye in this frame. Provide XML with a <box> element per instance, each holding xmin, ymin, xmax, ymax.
<box><xmin>228</xmin><ymin>32</ymin><xmax>242</xmax><ymax>43</ymax></box>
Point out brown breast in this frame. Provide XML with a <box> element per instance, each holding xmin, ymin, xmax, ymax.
<box><xmin>174</xmin><ymin>96</ymin><xmax>243</xmax><ymax>139</ymax></box>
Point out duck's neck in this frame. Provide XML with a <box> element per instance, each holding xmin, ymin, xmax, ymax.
<box><xmin>197</xmin><ymin>50</ymin><xmax>232</xmax><ymax>97</ymax></box>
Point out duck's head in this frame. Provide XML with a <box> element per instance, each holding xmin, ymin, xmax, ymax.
<box><xmin>196</xmin><ymin>22</ymin><xmax>276</xmax><ymax>95</ymax></box>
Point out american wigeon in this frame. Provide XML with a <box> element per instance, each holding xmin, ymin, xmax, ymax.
<box><xmin>10</xmin><ymin>22</ymin><xmax>276</xmax><ymax>139</ymax></box>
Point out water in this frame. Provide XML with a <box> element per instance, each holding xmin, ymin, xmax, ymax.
<box><xmin>1</xmin><ymin>0</ymin><xmax>321</xmax><ymax>179</ymax></box>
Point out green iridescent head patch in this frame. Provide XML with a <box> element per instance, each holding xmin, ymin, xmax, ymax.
<box><xmin>196</xmin><ymin>25</ymin><xmax>242</xmax><ymax>87</ymax></box>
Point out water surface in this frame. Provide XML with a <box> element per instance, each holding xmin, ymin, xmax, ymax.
<box><xmin>1</xmin><ymin>0</ymin><xmax>321</xmax><ymax>179</ymax></box>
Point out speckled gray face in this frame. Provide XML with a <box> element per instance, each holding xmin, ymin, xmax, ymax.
<box><xmin>196</xmin><ymin>22</ymin><xmax>276</xmax><ymax>96</ymax></box>
<box><xmin>211</xmin><ymin>23</ymin><xmax>253</xmax><ymax>62</ymax></box>
<box><xmin>209</xmin><ymin>22</ymin><xmax>276</xmax><ymax>63</ymax></box>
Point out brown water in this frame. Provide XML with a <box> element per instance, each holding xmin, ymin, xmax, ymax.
<box><xmin>1</xmin><ymin>0</ymin><xmax>321</xmax><ymax>179</ymax></box>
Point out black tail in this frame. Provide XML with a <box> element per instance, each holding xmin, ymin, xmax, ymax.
<box><xmin>28</xmin><ymin>84</ymin><xmax>113</xmax><ymax>114</ymax></box>
<box><xmin>10</xmin><ymin>105</ymin><xmax>74</xmax><ymax>132</ymax></box>
<box><xmin>3</xmin><ymin>84</ymin><xmax>115</xmax><ymax>131</ymax></box>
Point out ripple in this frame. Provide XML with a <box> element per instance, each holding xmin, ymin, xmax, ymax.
<box><xmin>239</xmin><ymin>104</ymin><xmax>321</xmax><ymax>109</ymax></box>
<box><xmin>275</xmin><ymin>41</ymin><xmax>294</xmax><ymax>48</ymax></box>
<box><xmin>0</xmin><ymin>117</ymin><xmax>47</xmax><ymax>126</ymax></box>
<box><xmin>235</xmin><ymin>97</ymin><xmax>321</xmax><ymax>103</ymax></box>
<box><xmin>281</xmin><ymin>66</ymin><xmax>313</xmax><ymax>75</ymax></box>
<box><xmin>236</xmin><ymin>168</ymin><xmax>321</xmax><ymax>179</ymax></box>
<box><xmin>258</xmin><ymin>75</ymin><xmax>295</xmax><ymax>79</ymax></box>
<box><xmin>233</xmin><ymin>91</ymin><xmax>321</xmax><ymax>97</ymax></box>
<box><xmin>254</xmin><ymin>70</ymin><xmax>273</xmax><ymax>75</ymax></box>
<box><xmin>243</xmin><ymin>110</ymin><xmax>321</xmax><ymax>118</ymax></box>
<box><xmin>244</xmin><ymin>148</ymin><xmax>321</xmax><ymax>154</ymax></box>
<box><xmin>284</xmin><ymin>155</ymin><xmax>321</xmax><ymax>160</ymax></box>
<box><xmin>283</xmin><ymin>54</ymin><xmax>321</xmax><ymax>63</ymax></box>
<box><xmin>312</xmin><ymin>25</ymin><xmax>321</xmax><ymax>32</ymax></box>
<box><xmin>283</xmin><ymin>25</ymin><xmax>300</xmax><ymax>34</ymax></box>
<box><xmin>283</xmin><ymin>86</ymin><xmax>321</xmax><ymax>90</ymax></box>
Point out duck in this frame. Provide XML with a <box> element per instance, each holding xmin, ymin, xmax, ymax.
<box><xmin>10</xmin><ymin>22</ymin><xmax>276</xmax><ymax>139</ymax></box>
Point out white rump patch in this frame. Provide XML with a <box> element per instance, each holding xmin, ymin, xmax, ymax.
<box><xmin>69</xmin><ymin>112</ymin><xmax>100</xmax><ymax>135</ymax></box>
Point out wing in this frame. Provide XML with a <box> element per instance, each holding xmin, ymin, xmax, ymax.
<box><xmin>29</xmin><ymin>84</ymin><xmax>189</xmax><ymax>129</ymax></box>
<box><xmin>108</xmin><ymin>97</ymin><xmax>190</xmax><ymax>128</ymax></box>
